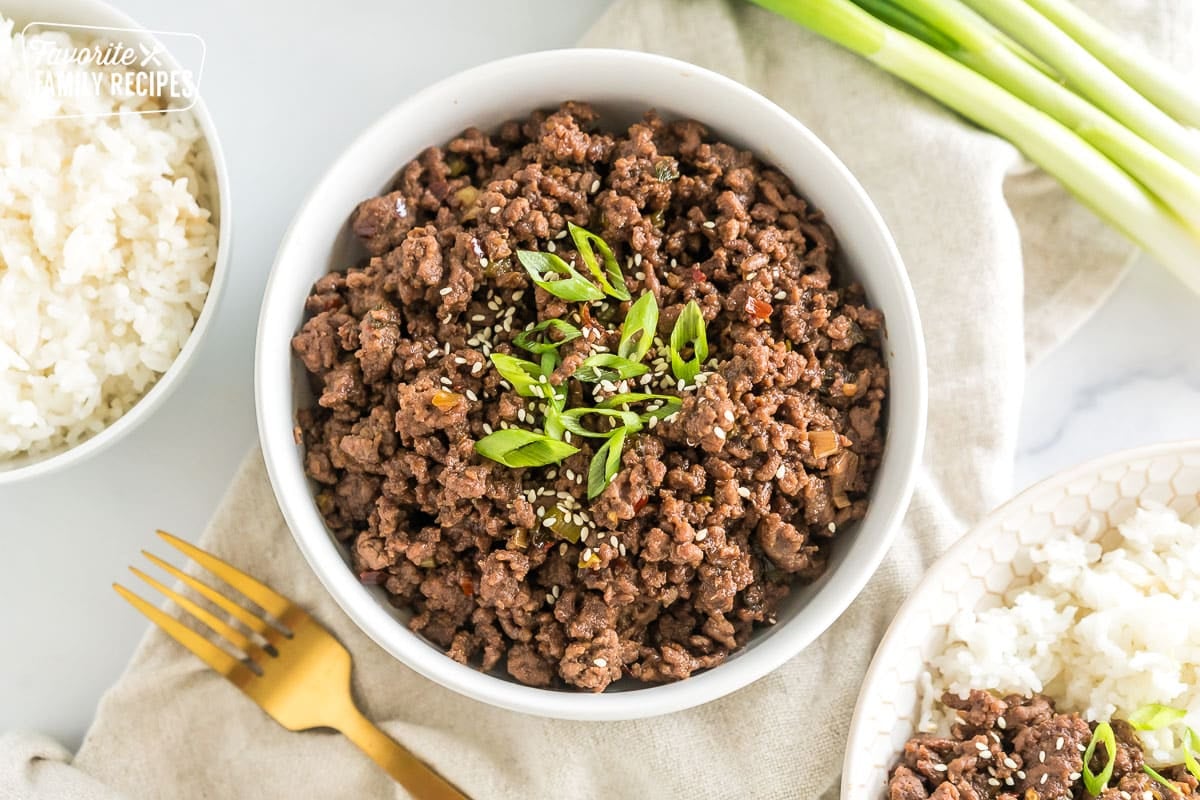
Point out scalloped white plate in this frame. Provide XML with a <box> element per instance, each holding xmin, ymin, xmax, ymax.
<box><xmin>842</xmin><ymin>440</ymin><xmax>1200</xmax><ymax>798</ymax></box>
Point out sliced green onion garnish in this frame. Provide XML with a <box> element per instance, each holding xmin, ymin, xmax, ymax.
<box><xmin>489</xmin><ymin>353</ymin><xmax>548</xmax><ymax>397</ymax></box>
<box><xmin>568</xmin><ymin>222</ymin><xmax>630</xmax><ymax>301</ymax></box>
<box><xmin>1129</xmin><ymin>703</ymin><xmax>1188</xmax><ymax>731</ymax></box>
<box><xmin>1185</xmin><ymin>728</ymin><xmax>1200</xmax><ymax>783</ymax></box>
<box><xmin>558</xmin><ymin>407</ymin><xmax>643</xmax><ymax>438</ymax></box>
<box><xmin>573</xmin><ymin>353</ymin><xmax>650</xmax><ymax>383</ymax></box>
<box><xmin>597</xmin><ymin>392</ymin><xmax>682</xmax><ymax>422</ymax></box>
<box><xmin>617</xmin><ymin>292</ymin><xmax>659</xmax><ymax>363</ymax></box>
<box><xmin>514</xmin><ymin>318</ymin><xmax>582</xmax><ymax>354</ymax></box>
<box><xmin>475</xmin><ymin>428</ymin><xmax>579</xmax><ymax>468</ymax></box>
<box><xmin>1082</xmin><ymin>722</ymin><xmax>1117</xmax><ymax>796</ymax></box>
<box><xmin>516</xmin><ymin>250</ymin><xmax>605</xmax><ymax>302</ymax></box>
<box><xmin>587</xmin><ymin>427</ymin><xmax>627</xmax><ymax>499</ymax></box>
<box><xmin>668</xmin><ymin>300</ymin><xmax>709</xmax><ymax>384</ymax></box>
<box><xmin>1144</xmin><ymin>765</ymin><xmax>1182</xmax><ymax>797</ymax></box>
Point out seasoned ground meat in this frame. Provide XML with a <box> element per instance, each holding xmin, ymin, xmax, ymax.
<box><xmin>293</xmin><ymin>102</ymin><xmax>889</xmax><ymax>691</ymax></box>
<box><xmin>889</xmin><ymin>691</ymin><xmax>1194</xmax><ymax>799</ymax></box>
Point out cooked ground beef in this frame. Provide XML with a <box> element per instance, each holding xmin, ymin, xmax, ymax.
<box><xmin>292</xmin><ymin>102</ymin><xmax>889</xmax><ymax>691</ymax></box>
<box><xmin>889</xmin><ymin>691</ymin><xmax>1197</xmax><ymax>799</ymax></box>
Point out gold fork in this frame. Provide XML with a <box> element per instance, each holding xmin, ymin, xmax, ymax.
<box><xmin>114</xmin><ymin>531</ymin><xmax>467</xmax><ymax>800</ymax></box>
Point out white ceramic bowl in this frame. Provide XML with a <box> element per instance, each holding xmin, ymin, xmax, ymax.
<box><xmin>256</xmin><ymin>49</ymin><xmax>927</xmax><ymax>720</ymax></box>
<box><xmin>0</xmin><ymin>0</ymin><xmax>231</xmax><ymax>484</ymax></box>
<box><xmin>843</xmin><ymin>440</ymin><xmax>1200</xmax><ymax>797</ymax></box>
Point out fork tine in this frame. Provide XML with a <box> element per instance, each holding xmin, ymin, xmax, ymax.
<box><xmin>143</xmin><ymin>551</ymin><xmax>277</xmax><ymax>639</ymax></box>
<box><xmin>129</xmin><ymin>566</ymin><xmax>271</xmax><ymax>662</ymax></box>
<box><xmin>156</xmin><ymin>530</ymin><xmax>292</xmax><ymax>619</ymax></box>
<box><xmin>113</xmin><ymin>583</ymin><xmax>256</xmax><ymax>684</ymax></box>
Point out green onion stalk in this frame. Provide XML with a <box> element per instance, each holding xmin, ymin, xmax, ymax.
<box><xmin>954</xmin><ymin>0</ymin><xmax>1200</xmax><ymax>175</ymax></box>
<box><xmin>1000</xmin><ymin>0</ymin><xmax>1200</xmax><ymax>132</ymax></box>
<box><xmin>849</xmin><ymin>0</ymin><xmax>1200</xmax><ymax>227</ymax></box>
<box><xmin>748</xmin><ymin>0</ymin><xmax>1200</xmax><ymax>295</ymax></box>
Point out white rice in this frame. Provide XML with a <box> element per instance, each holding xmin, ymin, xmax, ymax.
<box><xmin>922</xmin><ymin>505</ymin><xmax>1200</xmax><ymax>764</ymax></box>
<box><xmin>0</xmin><ymin>18</ymin><xmax>216</xmax><ymax>459</ymax></box>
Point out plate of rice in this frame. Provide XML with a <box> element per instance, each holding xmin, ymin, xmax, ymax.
<box><xmin>843</xmin><ymin>440</ymin><xmax>1200</xmax><ymax>798</ymax></box>
<box><xmin>0</xmin><ymin>1</ymin><xmax>230</xmax><ymax>482</ymax></box>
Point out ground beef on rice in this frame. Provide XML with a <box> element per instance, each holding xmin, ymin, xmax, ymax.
<box><xmin>292</xmin><ymin>101</ymin><xmax>889</xmax><ymax>691</ymax></box>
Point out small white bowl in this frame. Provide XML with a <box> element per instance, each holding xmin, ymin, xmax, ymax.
<box><xmin>256</xmin><ymin>49</ymin><xmax>927</xmax><ymax>721</ymax></box>
<box><xmin>0</xmin><ymin>0</ymin><xmax>231</xmax><ymax>484</ymax></box>
<box><xmin>842</xmin><ymin>440</ymin><xmax>1200</xmax><ymax>797</ymax></box>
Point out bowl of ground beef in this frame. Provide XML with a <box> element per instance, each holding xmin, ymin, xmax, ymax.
<box><xmin>257</xmin><ymin>49</ymin><xmax>926</xmax><ymax>720</ymax></box>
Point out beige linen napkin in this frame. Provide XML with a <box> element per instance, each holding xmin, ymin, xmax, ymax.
<box><xmin>6</xmin><ymin>1</ymin><xmax>1197</xmax><ymax>798</ymax></box>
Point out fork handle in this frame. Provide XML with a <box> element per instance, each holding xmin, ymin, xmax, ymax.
<box><xmin>337</xmin><ymin>708</ymin><xmax>468</xmax><ymax>799</ymax></box>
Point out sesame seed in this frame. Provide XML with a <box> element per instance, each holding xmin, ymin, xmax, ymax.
<box><xmin>472</xmin><ymin>362</ymin><xmax>483</xmax><ymax>375</ymax></box>
<box><xmin>565</xmin><ymin>469</ymin><xmax>576</xmax><ymax>480</ymax></box>
<box><xmin>776</xmin><ymin>464</ymin><xmax>786</xmax><ymax>480</ymax></box>
<box><xmin>618</xmin><ymin>543</ymin><xmax>626</xmax><ymax>556</ymax></box>
<box><xmin>546</xmin><ymin>469</ymin><xmax>557</xmax><ymax>479</ymax></box>
<box><xmin>774</xmin><ymin>290</ymin><xmax>787</xmax><ymax>300</ymax></box>
<box><xmin>695</xmin><ymin>528</ymin><xmax>708</xmax><ymax>542</ymax></box>
<box><xmin>517</xmin><ymin>409</ymin><xmax>527</xmax><ymax>422</ymax></box>
<box><xmin>555</xmin><ymin>229</ymin><xmax>568</xmax><ymax>239</ymax></box>
<box><xmin>547</xmin><ymin>241</ymin><xmax>556</xmax><ymax>253</ymax></box>
<box><xmin>1055</xmin><ymin>737</ymin><xmax>1064</xmax><ymax>751</ymax></box>
<box><xmin>1040</xmin><ymin>774</ymin><xmax>1048</xmax><ymax>786</ymax></box>
<box><xmin>466</xmin><ymin>389</ymin><xmax>478</xmax><ymax>402</ymax></box>
<box><xmin>439</xmin><ymin>376</ymin><xmax>452</xmax><ymax>386</ymax></box>
<box><xmin>427</xmin><ymin>348</ymin><xmax>440</xmax><ymax>359</ymax></box>
<box><xmin>713</xmin><ymin>426</ymin><xmax>726</xmax><ymax>440</ymax></box>
<box><xmin>988</xmin><ymin>779</ymin><xmax>1000</xmax><ymax>787</ymax></box>
<box><xmin>997</xmin><ymin>717</ymin><xmax>1006</xmax><ymax>730</ymax></box>
<box><xmin>536</xmin><ymin>507</ymin><xmax>545</xmax><ymax>518</ymax></box>
<box><xmin>746</xmin><ymin>271</ymin><xmax>757</xmax><ymax>281</ymax></box>
<box><xmin>635</xmin><ymin>271</ymin><xmax>645</xmax><ymax>281</ymax></box>
<box><xmin>552</xmin><ymin>585</ymin><xmax>560</xmax><ymax>597</ymax></box>
<box><xmin>934</xmin><ymin>764</ymin><xmax>947</xmax><ymax>773</ymax></box>
<box><xmin>439</xmin><ymin>286</ymin><xmax>452</xmax><ymax>296</ymax></box>
<box><xmin>610</xmin><ymin>535</ymin><xmax>619</xmax><ymax>548</ymax></box>
<box><xmin>737</xmin><ymin>486</ymin><xmax>751</xmax><ymax>499</ymax></box>
<box><xmin>489</xmin><ymin>205</ymin><xmax>500</xmax><ymax>214</ymax></box>
<box><xmin>828</xmin><ymin>522</ymin><xmax>837</xmax><ymax>532</ymax></box>
<box><xmin>559</xmin><ymin>543</ymin><xmax>568</xmax><ymax>556</ymax></box>
<box><xmin>593</xmin><ymin>657</ymin><xmax>607</xmax><ymax>667</ymax></box>
<box><xmin>454</xmin><ymin>356</ymin><xmax>467</xmax><ymax>364</ymax></box>
<box><xmin>543</xmin><ymin>517</ymin><xmax>557</xmax><ymax>527</ymax></box>
<box><xmin>482</xmin><ymin>423</ymin><xmax>493</xmax><ymax>434</ymax></box>
<box><xmin>590</xmin><ymin>179</ymin><xmax>600</xmax><ymax>193</ymax></box>
<box><xmin>582</xmin><ymin>547</ymin><xmax>593</xmax><ymax>560</ymax></box>
<box><xmin>1038</xmin><ymin>751</ymin><xmax>1045</xmax><ymax>763</ymax></box>
<box><xmin>1003</xmin><ymin>758</ymin><xmax>1017</xmax><ymax>769</ymax></box>
<box><xmin>702</xmin><ymin>220</ymin><xmax>715</xmax><ymax>229</ymax></box>
<box><xmin>1068</xmin><ymin>772</ymin><xmax>1081</xmax><ymax>781</ymax></box>
<box><xmin>546</xmin><ymin>593</ymin><xmax>555</xmax><ymax>604</ymax></box>
<box><xmin>513</xmin><ymin>290</ymin><xmax>525</xmax><ymax>301</ymax></box>
<box><xmin>633</xmin><ymin>253</ymin><xmax>643</xmax><ymax>267</ymax></box>
<box><xmin>471</xmin><ymin>314</ymin><xmax>486</xmax><ymax>322</ymax></box>
<box><xmin>648</xmin><ymin>416</ymin><xmax>659</xmax><ymax>429</ymax></box>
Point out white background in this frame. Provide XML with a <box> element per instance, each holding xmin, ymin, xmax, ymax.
<box><xmin>2</xmin><ymin>0</ymin><xmax>1198</xmax><ymax>750</ymax></box>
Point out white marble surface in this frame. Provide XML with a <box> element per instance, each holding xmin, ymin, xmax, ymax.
<box><xmin>2</xmin><ymin>0</ymin><xmax>1199</xmax><ymax>754</ymax></box>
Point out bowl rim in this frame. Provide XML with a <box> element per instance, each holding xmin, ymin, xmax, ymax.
<box><xmin>256</xmin><ymin>47</ymin><xmax>927</xmax><ymax>721</ymax></box>
<box><xmin>841</xmin><ymin>437</ymin><xmax>1200</xmax><ymax>797</ymax></box>
<box><xmin>0</xmin><ymin>0</ymin><xmax>232</xmax><ymax>485</ymax></box>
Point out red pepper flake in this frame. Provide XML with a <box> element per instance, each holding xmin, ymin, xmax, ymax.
<box><xmin>691</xmin><ymin>267</ymin><xmax>706</xmax><ymax>283</ymax></box>
<box><xmin>634</xmin><ymin>495</ymin><xmax>648</xmax><ymax>512</ymax></box>
<box><xmin>745</xmin><ymin>296</ymin><xmax>772</xmax><ymax>321</ymax></box>
<box><xmin>460</xmin><ymin>578</ymin><xmax>475</xmax><ymax>597</ymax></box>
<box><xmin>358</xmin><ymin>570</ymin><xmax>386</xmax><ymax>585</ymax></box>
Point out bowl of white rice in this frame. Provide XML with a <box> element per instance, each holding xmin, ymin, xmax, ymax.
<box><xmin>843</xmin><ymin>440</ymin><xmax>1200</xmax><ymax>797</ymax></box>
<box><xmin>0</xmin><ymin>0</ymin><xmax>229</xmax><ymax>483</ymax></box>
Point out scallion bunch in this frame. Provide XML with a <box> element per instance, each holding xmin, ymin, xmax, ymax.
<box><xmin>749</xmin><ymin>0</ymin><xmax>1200</xmax><ymax>294</ymax></box>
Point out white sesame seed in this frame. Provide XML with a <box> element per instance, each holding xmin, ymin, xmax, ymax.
<box><xmin>471</xmin><ymin>314</ymin><xmax>486</xmax><ymax>322</ymax></box>
<box><xmin>489</xmin><ymin>205</ymin><xmax>500</xmax><ymax>214</ymax></box>
<box><xmin>536</xmin><ymin>507</ymin><xmax>545</xmax><ymax>518</ymax></box>
<box><xmin>702</xmin><ymin>220</ymin><xmax>715</xmax><ymax>229</ymax></box>
<box><xmin>546</xmin><ymin>241</ymin><xmax>556</xmax><ymax>253</ymax></box>
<box><xmin>1038</xmin><ymin>751</ymin><xmax>1045</xmax><ymax>763</ymax></box>
<box><xmin>593</xmin><ymin>657</ymin><xmax>607</xmax><ymax>667</ymax></box>
<box><xmin>610</xmin><ymin>535</ymin><xmax>619</xmax><ymax>548</ymax></box>
<box><xmin>439</xmin><ymin>286</ymin><xmax>452</xmax><ymax>296</ymax></box>
<box><xmin>737</xmin><ymin>486</ymin><xmax>751</xmax><ymax>499</ymax></box>
<box><xmin>546</xmin><ymin>469</ymin><xmax>557</xmax><ymax>479</ymax></box>
<box><xmin>513</xmin><ymin>290</ymin><xmax>525</xmax><ymax>301</ymax></box>
<box><xmin>713</xmin><ymin>426</ymin><xmax>726</xmax><ymax>440</ymax></box>
<box><xmin>776</xmin><ymin>464</ymin><xmax>786</xmax><ymax>480</ymax></box>
<box><xmin>546</xmin><ymin>593</ymin><xmax>555</xmax><ymax>604</ymax></box>
<box><xmin>1003</xmin><ymin>758</ymin><xmax>1017</xmax><ymax>769</ymax></box>
<box><xmin>1055</xmin><ymin>737</ymin><xmax>1064</xmax><ymax>751</ymax></box>
<box><xmin>619</xmin><ymin>543</ymin><xmax>626</xmax><ymax>556</ymax></box>
<box><xmin>472</xmin><ymin>362</ymin><xmax>483</xmax><ymax>375</ymax></box>
<box><xmin>590</xmin><ymin>179</ymin><xmax>600</xmax><ymax>193</ymax></box>
<box><xmin>1040</xmin><ymin>774</ymin><xmax>1048</xmax><ymax>786</ymax></box>
<box><xmin>633</xmin><ymin>253</ymin><xmax>643</xmax><ymax>267</ymax></box>
<box><xmin>552</xmin><ymin>585</ymin><xmax>560</xmax><ymax>597</ymax></box>
<box><xmin>427</xmin><ymin>348</ymin><xmax>440</xmax><ymax>359</ymax></box>
<box><xmin>695</xmin><ymin>528</ymin><xmax>708</xmax><ymax>542</ymax></box>
<box><xmin>933</xmin><ymin>764</ymin><xmax>947</xmax><ymax>773</ymax></box>
<box><xmin>774</xmin><ymin>290</ymin><xmax>786</xmax><ymax>300</ymax></box>
<box><xmin>439</xmin><ymin>376</ymin><xmax>452</xmax><ymax>386</ymax></box>
<box><xmin>565</xmin><ymin>469</ymin><xmax>576</xmax><ymax>481</ymax></box>
<box><xmin>454</xmin><ymin>356</ymin><xmax>467</xmax><ymax>364</ymax></box>
<box><xmin>482</xmin><ymin>423</ymin><xmax>493</xmax><ymax>435</ymax></box>
<box><xmin>648</xmin><ymin>416</ymin><xmax>659</xmax><ymax>429</ymax></box>
<box><xmin>997</xmin><ymin>717</ymin><xmax>1007</xmax><ymax>730</ymax></box>
<box><xmin>480</xmin><ymin>257</ymin><xmax>489</xmax><ymax>268</ymax></box>
<box><xmin>555</xmin><ymin>229</ymin><xmax>568</xmax><ymax>239</ymax></box>
<box><xmin>828</xmin><ymin>522</ymin><xmax>838</xmax><ymax>533</ymax></box>
<box><xmin>559</xmin><ymin>543</ymin><xmax>568</xmax><ymax>556</ymax></box>
<box><xmin>544</xmin><ymin>517</ymin><xmax>557</xmax><ymax>527</ymax></box>
<box><xmin>466</xmin><ymin>390</ymin><xmax>478</xmax><ymax>402</ymax></box>
<box><xmin>746</xmin><ymin>271</ymin><xmax>757</xmax><ymax>281</ymax></box>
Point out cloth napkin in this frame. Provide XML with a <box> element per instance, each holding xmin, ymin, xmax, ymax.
<box><xmin>6</xmin><ymin>1</ymin><xmax>1197</xmax><ymax>798</ymax></box>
